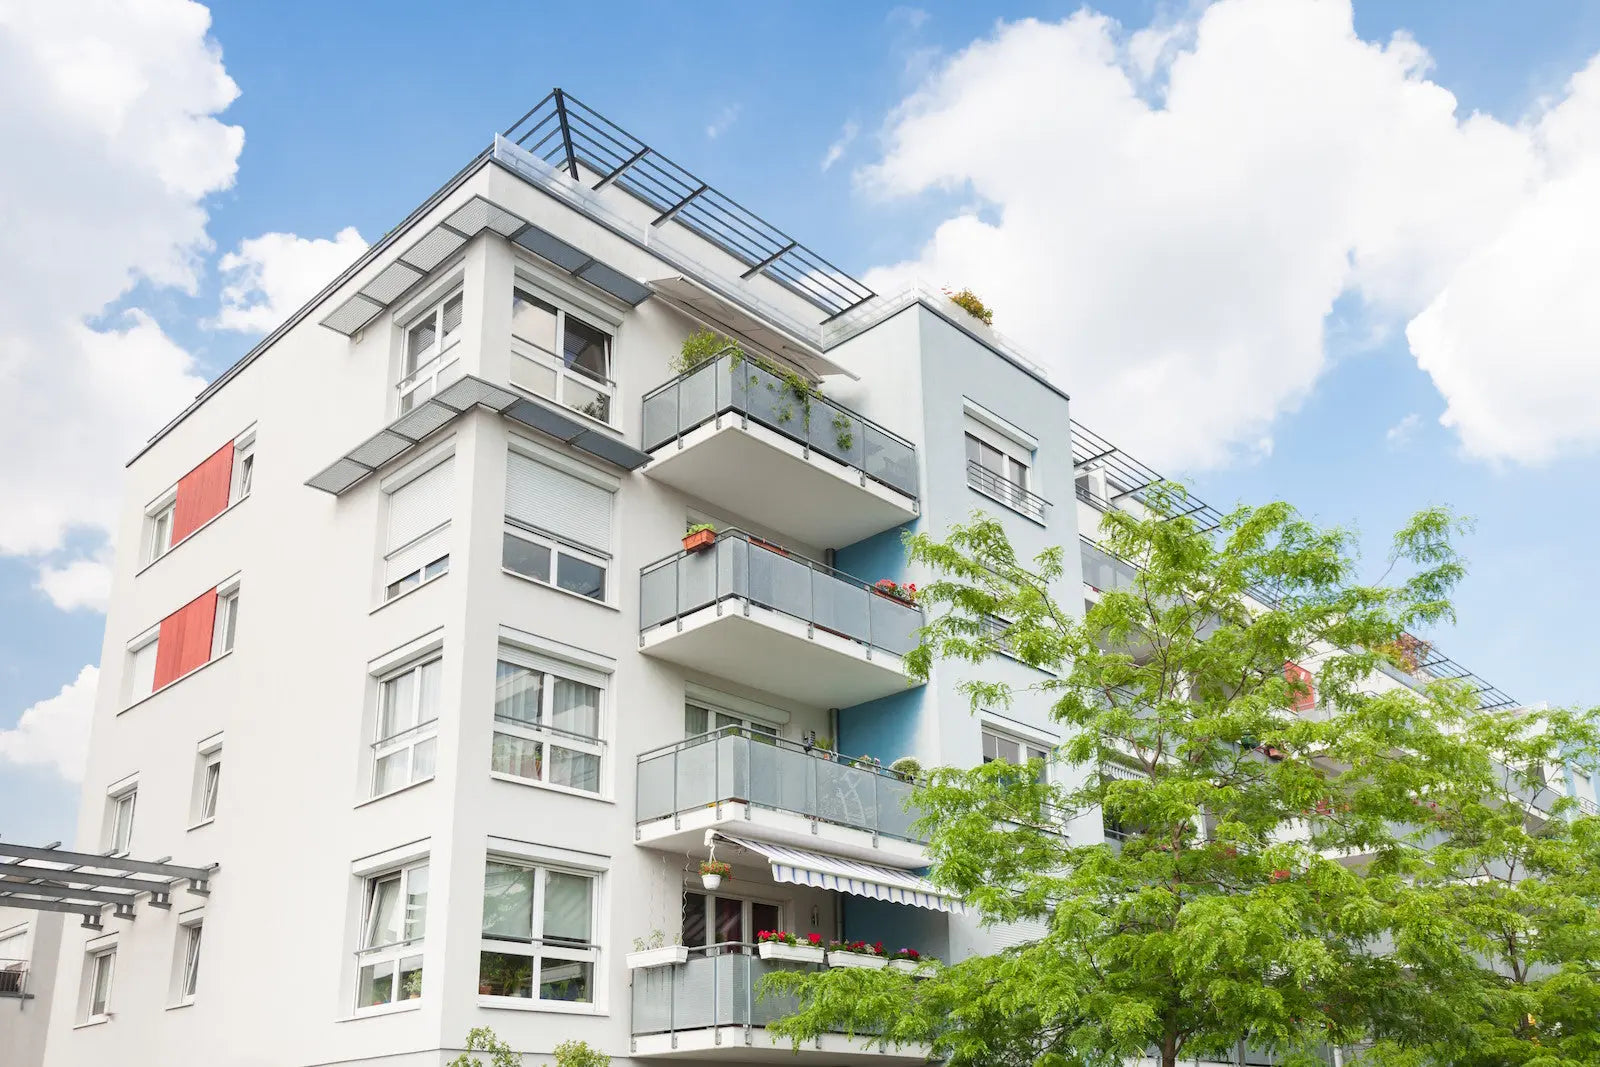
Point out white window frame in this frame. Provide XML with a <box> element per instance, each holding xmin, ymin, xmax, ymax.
<box><xmin>509</xmin><ymin>283</ymin><xmax>617</xmax><ymax>427</ymax></box>
<box><xmin>106</xmin><ymin>786</ymin><xmax>137</xmax><ymax>856</ymax></box>
<box><xmin>211</xmin><ymin>583</ymin><xmax>240</xmax><ymax>658</ymax></box>
<box><xmin>397</xmin><ymin>289</ymin><xmax>464</xmax><ymax>413</ymax></box>
<box><xmin>385</xmin><ymin>554</ymin><xmax>450</xmax><ymax>601</ymax></box>
<box><xmin>82</xmin><ymin>946</ymin><xmax>116</xmax><ymax>1022</ymax></box>
<box><xmin>191</xmin><ymin>739</ymin><xmax>223</xmax><ymax>827</ymax></box>
<box><xmin>501</xmin><ymin>523</ymin><xmax>608</xmax><ymax>603</ymax></box>
<box><xmin>490</xmin><ymin>648</ymin><xmax>607</xmax><ymax>796</ymax></box>
<box><xmin>981</xmin><ymin>724</ymin><xmax>1053</xmax><ymax>785</ymax></box>
<box><xmin>680</xmin><ymin>888</ymin><xmax>785</xmax><ymax>949</ymax></box>
<box><xmin>355</xmin><ymin>862</ymin><xmax>429</xmax><ymax>1011</ymax></box>
<box><xmin>684</xmin><ymin>701</ymin><xmax>780</xmax><ymax>740</ymax></box>
<box><xmin>171</xmin><ymin>920</ymin><xmax>203</xmax><ymax>1005</ymax></box>
<box><xmin>123</xmin><ymin>628</ymin><xmax>160</xmax><ymax>707</ymax></box>
<box><xmin>371</xmin><ymin>656</ymin><xmax>441</xmax><ymax>798</ymax></box>
<box><xmin>229</xmin><ymin>434</ymin><xmax>255</xmax><ymax>504</ymax></box>
<box><xmin>381</xmin><ymin>451</ymin><xmax>454</xmax><ymax>602</ymax></box>
<box><xmin>144</xmin><ymin>495</ymin><xmax>176</xmax><ymax>565</ymax></box>
<box><xmin>478</xmin><ymin>858</ymin><xmax>600</xmax><ymax>1008</ymax></box>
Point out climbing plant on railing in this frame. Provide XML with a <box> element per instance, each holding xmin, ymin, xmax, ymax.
<box><xmin>673</xmin><ymin>328</ymin><xmax>856</xmax><ymax>454</ymax></box>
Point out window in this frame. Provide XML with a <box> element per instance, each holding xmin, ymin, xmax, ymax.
<box><xmin>681</xmin><ymin>891</ymin><xmax>781</xmax><ymax>949</ymax></box>
<box><xmin>399</xmin><ymin>291</ymin><xmax>464</xmax><ymax>412</ymax></box>
<box><xmin>510</xmin><ymin>288</ymin><xmax>615</xmax><ymax>424</ymax></box>
<box><xmin>492</xmin><ymin>654</ymin><xmax>604</xmax><ymax>794</ymax></box>
<box><xmin>0</xmin><ymin>926</ymin><xmax>28</xmax><ymax>995</ymax></box>
<box><xmin>230</xmin><ymin>437</ymin><xmax>255</xmax><ymax>503</ymax></box>
<box><xmin>982</xmin><ymin>727</ymin><xmax>1050</xmax><ymax>785</ymax></box>
<box><xmin>966</xmin><ymin>431</ymin><xmax>1042</xmax><ymax>520</ymax></box>
<box><xmin>383</xmin><ymin>457</ymin><xmax>453</xmax><ymax>600</ymax></box>
<box><xmin>175</xmin><ymin>922</ymin><xmax>202</xmax><ymax>1002</ymax></box>
<box><xmin>145</xmin><ymin>500</ymin><xmax>175</xmax><ymax>564</ymax></box>
<box><xmin>981</xmin><ymin>614</ymin><xmax>1015</xmax><ymax>655</ymax></box>
<box><xmin>372</xmin><ymin>657</ymin><xmax>441</xmax><ymax>796</ymax></box>
<box><xmin>124</xmin><ymin>632</ymin><xmax>159</xmax><ymax>705</ymax></box>
<box><xmin>211</xmin><ymin>588</ymin><xmax>239</xmax><ymax>658</ymax></box>
<box><xmin>503</xmin><ymin>452</ymin><xmax>613</xmax><ymax>602</ymax></box>
<box><xmin>192</xmin><ymin>744</ymin><xmax>222</xmax><ymax>825</ymax></box>
<box><xmin>479</xmin><ymin>860</ymin><xmax>597</xmax><ymax>1004</ymax></box>
<box><xmin>356</xmin><ymin>863</ymin><xmax>428</xmax><ymax>1008</ymax></box>
<box><xmin>82</xmin><ymin>948</ymin><xmax>115</xmax><ymax>1021</ymax></box>
<box><xmin>684</xmin><ymin>702</ymin><xmax>778</xmax><ymax>740</ymax></box>
<box><xmin>106</xmin><ymin>789</ymin><xmax>137</xmax><ymax>854</ymax></box>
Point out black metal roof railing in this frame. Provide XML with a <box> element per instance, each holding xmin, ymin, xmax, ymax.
<box><xmin>504</xmin><ymin>89</ymin><xmax>875</xmax><ymax>320</ymax></box>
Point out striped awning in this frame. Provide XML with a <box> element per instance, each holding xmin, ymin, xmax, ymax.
<box><xmin>724</xmin><ymin>836</ymin><xmax>966</xmax><ymax>915</ymax></box>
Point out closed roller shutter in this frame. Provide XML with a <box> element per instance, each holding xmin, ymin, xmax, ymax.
<box><xmin>505</xmin><ymin>453</ymin><xmax>612</xmax><ymax>553</ymax></box>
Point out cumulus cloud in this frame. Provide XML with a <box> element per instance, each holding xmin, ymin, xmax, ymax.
<box><xmin>213</xmin><ymin>226</ymin><xmax>368</xmax><ymax>332</ymax></box>
<box><xmin>821</xmin><ymin>121</ymin><xmax>859</xmax><ymax>172</ymax></box>
<box><xmin>0</xmin><ymin>666</ymin><xmax>97</xmax><ymax>781</ymax></box>
<box><xmin>856</xmin><ymin>0</ymin><xmax>1595</xmax><ymax>468</ymax></box>
<box><xmin>1386</xmin><ymin>412</ymin><xmax>1422</xmax><ymax>449</ymax></box>
<box><xmin>0</xmin><ymin>0</ymin><xmax>240</xmax><ymax>585</ymax></box>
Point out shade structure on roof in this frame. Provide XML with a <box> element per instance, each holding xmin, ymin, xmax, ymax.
<box><xmin>722</xmin><ymin>836</ymin><xmax>964</xmax><ymax>915</ymax></box>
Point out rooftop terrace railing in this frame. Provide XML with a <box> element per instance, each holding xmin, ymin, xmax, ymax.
<box><xmin>639</xmin><ymin>529</ymin><xmax>924</xmax><ymax>659</ymax></box>
<box><xmin>636</xmin><ymin>726</ymin><xmax>923</xmax><ymax>843</ymax></box>
<box><xmin>641</xmin><ymin>349</ymin><xmax>919</xmax><ymax>500</ymax></box>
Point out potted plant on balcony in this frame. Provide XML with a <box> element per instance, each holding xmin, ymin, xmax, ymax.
<box><xmin>682</xmin><ymin>523</ymin><xmax>716</xmax><ymax>553</ymax></box>
<box><xmin>888</xmin><ymin>947</ymin><xmax>927</xmax><ymax>975</ymax></box>
<box><xmin>699</xmin><ymin>858</ymin><xmax>731</xmax><ymax>890</ymax></box>
<box><xmin>757</xmin><ymin>930</ymin><xmax>827</xmax><ymax>965</ymax></box>
<box><xmin>826</xmin><ymin>939</ymin><xmax>889</xmax><ymax>970</ymax></box>
<box><xmin>627</xmin><ymin>928</ymin><xmax>689</xmax><ymax>969</ymax></box>
<box><xmin>889</xmin><ymin>756</ymin><xmax>923</xmax><ymax>783</ymax></box>
<box><xmin>943</xmin><ymin>286</ymin><xmax>995</xmax><ymax>326</ymax></box>
<box><xmin>872</xmin><ymin>579</ymin><xmax>918</xmax><ymax>606</ymax></box>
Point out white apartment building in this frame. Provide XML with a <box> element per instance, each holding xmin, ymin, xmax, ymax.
<box><xmin>2</xmin><ymin>89</ymin><xmax>1577</xmax><ymax>1067</ymax></box>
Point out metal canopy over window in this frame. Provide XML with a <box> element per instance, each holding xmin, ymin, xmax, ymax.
<box><xmin>319</xmin><ymin>194</ymin><xmax>651</xmax><ymax>338</ymax></box>
<box><xmin>502</xmin><ymin>89</ymin><xmax>875</xmax><ymax>320</ymax></box>
<box><xmin>719</xmin><ymin>835</ymin><xmax>965</xmax><ymax>915</ymax></box>
<box><xmin>0</xmin><ymin>841</ymin><xmax>214</xmax><ymax>931</ymax></box>
<box><xmin>306</xmin><ymin>375</ymin><xmax>650</xmax><ymax>496</ymax></box>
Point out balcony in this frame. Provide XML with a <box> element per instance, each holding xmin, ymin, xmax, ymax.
<box><xmin>639</xmin><ymin>531</ymin><xmax>924</xmax><ymax>707</ymax></box>
<box><xmin>637</xmin><ymin>727</ymin><xmax>926</xmax><ymax>867</ymax></box>
<box><xmin>640</xmin><ymin>351</ymin><xmax>919</xmax><ymax>547</ymax></box>
<box><xmin>631</xmin><ymin>944</ymin><xmax>929</xmax><ymax>1062</ymax></box>
<box><xmin>0</xmin><ymin>959</ymin><xmax>28</xmax><ymax>999</ymax></box>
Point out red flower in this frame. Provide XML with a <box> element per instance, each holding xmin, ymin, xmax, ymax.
<box><xmin>806</xmin><ymin>932</ymin><xmax>822</xmax><ymax>946</ymax></box>
<box><xmin>1271</xmin><ymin>869</ymin><xmax>1291</xmax><ymax>882</ymax></box>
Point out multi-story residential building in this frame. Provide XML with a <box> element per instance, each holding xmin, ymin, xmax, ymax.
<box><xmin>0</xmin><ymin>907</ymin><xmax>62</xmax><ymax>1064</ymax></box>
<box><xmin>3</xmin><ymin>89</ymin><xmax>1573</xmax><ymax>1067</ymax></box>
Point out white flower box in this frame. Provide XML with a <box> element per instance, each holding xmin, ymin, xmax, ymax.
<box><xmin>827</xmin><ymin>950</ymin><xmax>888</xmax><ymax>970</ymax></box>
<box><xmin>626</xmin><ymin>946</ymin><xmax>689</xmax><ymax>969</ymax></box>
<box><xmin>888</xmin><ymin>959</ymin><xmax>922</xmax><ymax>975</ymax></box>
<box><xmin>758</xmin><ymin>941</ymin><xmax>827</xmax><ymax>965</ymax></box>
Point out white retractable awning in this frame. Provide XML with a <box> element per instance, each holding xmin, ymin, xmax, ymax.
<box><xmin>724</xmin><ymin>836</ymin><xmax>965</xmax><ymax>915</ymax></box>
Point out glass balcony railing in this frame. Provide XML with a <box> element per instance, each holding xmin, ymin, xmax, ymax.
<box><xmin>639</xmin><ymin>530</ymin><xmax>924</xmax><ymax>658</ymax></box>
<box><xmin>1080</xmin><ymin>538</ymin><xmax>1138</xmax><ymax>594</ymax></box>
<box><xmin>640</xmin><ymin>349</ymin><xmax>919</xmax><ymax>500</ymax></box>
<box><xmin>632</xmin><ymin>943</ymin><xmax>808</xmax><ymax>1038</ymax></box>
<box><xmin>637</xmin><ymin>726</ymin><xmax>924</xmax><ymax>843</ymax></box>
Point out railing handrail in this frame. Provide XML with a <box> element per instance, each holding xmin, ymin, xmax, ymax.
<box><xmin>967</xmin><ymin>458</ymin><xmax>1051</xmax><ymax>509</ymax></box>
<box><xmin>638</xmin><ymin>528</ymin><xmax>914</xmax><ymax>602</ymax></box>
<box><xmin>641</xmin><ymin>346</ymin><xmax>917</xmax><ymax>451</ymax></box>
<box><xmin>492</xmin><ymin>713</ymin><xmax>608</xmax><ymax>747</ymax></box>
<box><xmin>509</xmin><ymin>333</ymin><xmax>619</xmax><ymax>389</ymax></box>
<box><xmin>636</xmin><ymin>724</ymin><xmax>909</xmax><ymax>782</ymax></box>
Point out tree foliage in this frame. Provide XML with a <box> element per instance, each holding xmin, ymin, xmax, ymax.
<box><xmin>766</xmin><ymin>489</ymin><xmax>1600</xmax><ymax>1067</ymax></box>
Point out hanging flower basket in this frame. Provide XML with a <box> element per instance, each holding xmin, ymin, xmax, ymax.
<box><xmin>699</xmin><ymin>859</ymin><xmax>731</xmax><ymax>890</ymax></box>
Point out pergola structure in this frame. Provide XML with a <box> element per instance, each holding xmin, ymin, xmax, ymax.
<box><xmin>0</xmin><ymin>841</ymin><xmax>215</xmax><ymax>931</ymax></box>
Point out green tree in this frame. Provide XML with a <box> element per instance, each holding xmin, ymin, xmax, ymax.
<box><xmin>765</xmin><ymin>491</ymin><xmax>1600</xmax><ymax>1067</ymax></box>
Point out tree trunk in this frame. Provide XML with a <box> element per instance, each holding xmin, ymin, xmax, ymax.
<box><xmin>1161</xmin><ymin>1033</ymin><xmax>1179</xmax><ymax>1067</ymax></box>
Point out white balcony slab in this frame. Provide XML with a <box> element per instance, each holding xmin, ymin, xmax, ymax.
<box><xmin>636</xmin><ymin>800</ymin><xmax>928</xmax><ymax>869</ymax></box>
<box><xmin>632</xmin><ymin>1027</ymin><xmax>929</xmax><ymax>1063</ymax></box>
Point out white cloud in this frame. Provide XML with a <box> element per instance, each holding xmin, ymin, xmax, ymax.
<box><xmin>0</xmin><ymin>0</ymin><xmax>240</xmax><ymax>584</ymax></box>
<box><xmin>1386</xmin><ymin>412</ymin><xmax>1422</xmax><ymax>449</ymax></box>
<box><xmin>821</xmin><ymin>121</ymin><xmax>860</xmax><ymax>172</ymax></box>
<box><xmin>36</xmin><ymin>555</ymin><xmax>113</xmax><ymax>612</ymax></box>
<box><xmin>213</xmin><ymin>226</ymin><xmax>367</xmax><ymax>332</ymax></box>
<box><xmin>856</xmin><ymin>0</ymin><xmax>1597</xmax><ymax>468</ymax></box>
<box><xmin>705</xmin><ymin>104</ymin><xmax>740</xmax><ymax>140</ymax></box>
<box><xmin>0</xmin><ymin>665</ymin><xmax>97</xmax><ymax>781</ymax></box>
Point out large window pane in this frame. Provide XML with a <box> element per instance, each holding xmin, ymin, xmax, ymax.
<box><xmin>411</xmin><ymin>737</ymin><xmax>437</xmax><ymax>781</ymax></box>
<box><xmin>556</xmin><ymin>554</ymin><xmax>605</xmax><ymax>600</ymax></box>
<box><xmin>511</xmin><ymin>290</ymin><xmax>558</xmax><ymax>351</ymax></box>
<box><xmin>503</xmin><ymin>533</ymin><xmax>552</xmax><ymax>582</ymax></box>
<box><xmin>551</xmin><ymin>679</ymin><xmax>599</xmax><ymax>738</ymax></box>
<box><xmin>364</xmin><ymin>877</ymin><xmax>401</xmax><ymax>949</ymax></box>
<box><xmin>374</xmin><ymin>750</ymin><xmax>410</xmax><ymax>795</ymax></box>
<box><xmin>682</xmin><ymin>891</ymin><xmax>708</xmax><ymax>948</ymax></box>
<box><xmin>406</xmin><ymin>319</ymin><xmax>436</xmax><ymax>371</ymax></box>
<box><xmin>357</xmin><ymin>959</ymin><xmax>394</xmax><ymax>1008</ymax></box>
<box><xmin>539</xmin><ymin>957</ymin><xmax>592</xmax><ymax>1002</ymax></box>
<box><xmin>404</xmin><ymin>867</ymin><xmax>429</xmax><ymax>941</ymax></box>
<box><xmin>379</xmin><ymin>672</ymin><xmax>415</xmax><ymax>739</ymax></box>
<box><xmin>482</xmin><ymin>863</ymin><xmax>535</xmax><ymax>938</ymax></box>
<box><xmin>543</xmin><ymin>871</ymin><xmax>592</xmax><ymax>944</ymax></box>
<box><xmin>714</xmin><ymin>896</ymin><xmax>742</xmax><ymax>945</ymax></box>
<box><xmin>550</xmin><ymin>748</ymin><xmax>600</xmax><ymax>792</ymax></box>
<box><xmin>492</xmin><ymin>734</ymin><xmax>543</xmax><ymax>779</ymax></box>
<box><xmin>685</xmin><ymin>703</ymin><xmax>709</xmax><ymax>736</ymax></box>
<box><xmin>495</xmin><ymin>662</ymin><xmax>542</xmax><ymax>724</ymax></box>
<box><xmin>417</xmin><ymin>661</ymin><xmax>441</xmax><ymax>722</ymax></box>
<box><xmin>563</xmin><ymin>317</ymin><xmax>609</xmax><ymax>380</ymax></box>
<box><xmin>478</xmin><ymin>950</ymin><xmax>534</xmax><ymax>998</ymax></box>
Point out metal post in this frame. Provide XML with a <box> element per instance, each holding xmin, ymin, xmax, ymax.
<box><xmin>552</xmin><ymin>89</ymin><xmax>580</xmax><ymax>181</ymax></box>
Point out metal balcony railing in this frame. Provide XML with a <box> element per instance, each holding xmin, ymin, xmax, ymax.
<box><xmin>639</xmin><ymin>530</ymin><xmax>924</xmax><ymax>659</ymax></box>
<box><xmin>0</xmin><ymin>960</ymin><xmax>28</xmax><ymax>997</ymax></box>
<box><xmin>636</xmin><ymin>726</ymin><xmax>924</xmax><ymax>842</ymax></box>
<box><xmin>967</xmin><ymin>460</ymin><xmax>1048</xmax><ymax>521</ymax></box>
<box><xmin>630</xmin><ymin>942</ymin><xmax>811</xmax><ymax>1038</ymax></box>
<box><xmin>640</xmin><ymin>349</ymin><xmax>919</xmax><ymax>500</ymax></box>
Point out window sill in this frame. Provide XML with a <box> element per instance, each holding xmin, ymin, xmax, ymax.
<box><xmin>501</xmin><ymin>568</ymin><xmax>619</xmax><ymax>613</ymax></box>
<box><xmin>355</xmin><ymin>775</ymin><xmax>436</xmax><ymax>809</ymax></box>
<box><xmin>968</xmin><ymin>482</ymin><xmax>1048</xmax><ymax>527</ymax></box>
<box><xmin>370</xmin><ymin>570</ymin><xmax>450</xmax><ymax>616</ymax></box>
<box><xmin>164</xmin><ymin>999</ymin><xmax>195</xmax><ymax>1012</ymax></box>
<box><xmin>73</xmin><ymin>1016</ymin><xmax>112</xmax><ymax>1030</ymax></box>
<box><xmin>336</xmin><ymin>1000</ymin><xmax>425</xmax><ymax>1022</ymax></box>
<box><xmin>185</xmin><ymin>817</ymin><xmax>215</xmax><ymax>833</ymax></box>
<box><xmin>477</xmin><ymin>995</ymin><xmax>605</xmax><ymax>1017</ymax></box>
<box><xmin>119</xmin><ymin>650</ymin><xmax>234</xmax><ymax>716</ymax></box>
<box><xmin>135</xmin><ymin>496</ymin><xmax>249</xmax><ymax>578</ymax></box>
<box><xmin>488</xmin><ymin>772</ymin><xmax>614</xmax><ymax>805</ymax></box>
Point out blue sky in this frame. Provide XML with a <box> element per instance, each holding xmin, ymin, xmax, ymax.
<box><xmin>3</xmin><ymin>0</ymin><xmax>1599</xmax><ymax>846</ymax></box>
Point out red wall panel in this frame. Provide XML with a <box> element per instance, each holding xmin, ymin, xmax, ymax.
<box><xmin>1284</xmin><ymin>661</ymin><xmax>1316</xmax><ymax>712</ymax></box>
<box><xmin>153</xmin><ymin>589</ymin><xmax>218</xmax><ymax>690</ymax></box>
<box><xmin>171</xmin><ymin>443</ymin><xmax>234</xmax><ymax>544</ymax></box>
